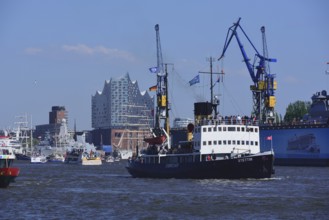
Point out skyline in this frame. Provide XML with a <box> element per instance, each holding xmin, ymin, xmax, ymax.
<box><xmin>0</xmin><ymin>0</ymin><xmax>328</xmax><ymax>130</ymax></box>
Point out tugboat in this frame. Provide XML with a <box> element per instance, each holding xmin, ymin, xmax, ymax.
<box><xmin>126</xmin><ymin>24</ymin><xmax>275</xmax><ymax>179</ymax></box>
<box><xmin>0</xmin><ymin>146</ymin><xmax>20</xmax><ymax>187</ymax></box>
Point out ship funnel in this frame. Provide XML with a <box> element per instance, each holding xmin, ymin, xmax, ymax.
<box><xmin>194</xmin><ymin>102</ymin><xmax>213</xmax><ymax>124</ymax></box>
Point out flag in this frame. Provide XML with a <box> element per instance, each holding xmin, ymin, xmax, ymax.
<box><xmin>149</xmin><ymin>67</ymin><xmax>158</xmax><ymax>73</ymax></box>
<box><xmin>266</xmin><ymin>136</ymin><xmax>272</xmax><ymax>141</ymax></box>
<box><xmin>189</xmin><ymin>75</ymin><xmax>200</xmax><ymax>86</ymax></box>
<box><xmin>149</xmin><ymin>85</ymin><xmax>157</xmax><ymax>91</ymax></box>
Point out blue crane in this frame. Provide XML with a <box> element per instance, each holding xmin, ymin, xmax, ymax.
<box><xmin>218</xmin><ymin>18</ymin><xmax>277</xmax><ymax>123</ymax></box>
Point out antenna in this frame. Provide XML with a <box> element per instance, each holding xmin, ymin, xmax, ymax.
<box><xmin>199</xmin><ymin>56</ymin><xmax>224</xmax><ymax>116</ymax></box>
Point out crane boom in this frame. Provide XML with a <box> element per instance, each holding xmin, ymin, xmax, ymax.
<box><xmin>218</xmin><ymin>18</ymin><xmax>277</xmax><ymax>123</ymax></box>
<box><xmin>154</xmin><ymin>24</ymin><xmax>169</xmax><ymax>134</ymax></box>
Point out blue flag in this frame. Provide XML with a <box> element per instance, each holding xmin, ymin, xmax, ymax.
<box><xmin>189</xmin><ymin>75</ymin><xmax>200</xmax><ymax>86</ymax></box>
<box><xmin>149</xmin><ymin>67</ymin><xmax>158</xmax><ymax>73</ymax></box>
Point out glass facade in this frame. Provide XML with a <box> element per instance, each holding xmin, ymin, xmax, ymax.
<box><xmin>92</xmin><ymin>73</ymin><xmax>154</xmax><ymax>129</ymax></box>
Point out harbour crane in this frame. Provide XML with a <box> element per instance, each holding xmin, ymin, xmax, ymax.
<box><xmin>154</xmin><ymin>24</ymin><xmax>170</xmax><ymax>134</ymax></box>
<box><xmin>218</xmin><ymin>18</ymin><xmax>277</xmax><ymax>124</ymax></box>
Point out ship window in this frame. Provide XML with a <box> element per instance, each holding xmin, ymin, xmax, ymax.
<box><xmin>203</xmin><ymin>141</ymin><xmax>206</xmax><ymax>146</ymax></box>
<box><xmin>237</xmin><ymin>127</ymin><xmax>240</xmax><ymax>131</ymax></box>
<box><xmin>218</xmin><ymin>127</ymin><xmax>222</xmax><ymax>131</ymax></box>
<box><xmin>214</xmin><ymin>140</ymin><xmax>217</xmax><ymax>145</ymax></box>
<box><xmin>228</xmin><ymin>127</ymin><xmax>235</xmax><ymax>131</ymax></box>
<box><xmin>255</xmin><ymin>141</ymin><xmax>258</xmax><ymax>146</ymax></box>
<box><xmin>237</xmin><ymin>140</ymin><xmax>240</xmax><ymax>145</ymax></box>
<box><xmin>255</xmin><ymin>128</ymin><xmax>258</xmax><ymax>133</ymax></box>
<box><xmin>246</xmin><ymin>141</ymin><xmax>249</xmax><ymax>145</ymax></box>
<box><xmin>213</xmin><ymin>127</ymin><xmax>217</xmax><ymax>132</ymax></box>
<box><xmin>208</xmin><ymin>141</ymin><xmax>212</xmax><ymax>145</ymax></box>
<box><xmin>232</xmin><ymin>140</ymin><xmax>236</xmax><ymax>145</ymax></box>
<box><xmin>249</xmin><ymin>128</ymin><xmax>254</xmax><ymax>132</ymax></box>
<box><xmin>203</xmin><ymin>128</ymin><xmax>207</xmax><ymax>132</ymax></box>
<box><xmin>223</xmin><ymin>127</ymin><xmax>227</xmax><ymax>131</ymax></box>
<box><xmin>218</xmin><ymin>140</ymin><xmax>222</xmax><ymax>145</ymax></box>
<box><xmin>208</xmin><ymin>127</ymin><xmax>211</xmax><ymax>132</ymax></box>
<box><xmin>223</xmin><ymin>140</ymin><xmax>227</xmax><ymax>145</ymax></box>
<box><xmin>242</xmin><ymin>140</ymin><xmax>245</xmax><ymax>145</ymax></box>
<box><xmin>242</xmin><ymin>127</ymin><xmax>245</xmax><ymax>132</ymax></box>
<box><xmin>228</xmin><ymin>140</ymin><xmax>231</xmax><ymax>145</ymax></box>
<box><xmin>250</xmin><ymin>141</ymin><xmax>254</xmax><ymax>145</ymax></box>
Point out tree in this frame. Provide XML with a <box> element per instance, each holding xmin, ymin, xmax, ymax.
<box><xmin>284</xmin><ymin>101</ymin><xmax>311</xmax><ymax>123</ymax></box>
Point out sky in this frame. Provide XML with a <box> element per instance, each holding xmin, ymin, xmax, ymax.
<box><xmin>0</xmin><ymin>0</ymin><xmax>328</xmax><ymax>131</ymax></box>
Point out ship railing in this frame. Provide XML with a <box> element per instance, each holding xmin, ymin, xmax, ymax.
<box><xmin>197</xmin><ymin>117</ymin><xmax>259</xmax><ymax>126</ymax></box>
<box><xmin>261</xmin><ymin>118</ymin><xmax>329</xmax><ymax>127</ymax></box>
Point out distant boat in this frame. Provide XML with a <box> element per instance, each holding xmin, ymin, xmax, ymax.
<box><xmin>31</xmin><ymin>153</ymin><xmax>47</xmax><ymax>164</ymax></box>
<box><xmin>0</xmin><ymin>146</ymin><xmax>20</xmax><ymax>188</ymax></box>
<box><xmin>47</xmin><ymin>154</ymin><xmax>65</xmax><ymax>163</ymax></box>
<box><xmin>65</xmin><ymin>145</ymin><xmax>102</xmax><ymax>165</ymax></box>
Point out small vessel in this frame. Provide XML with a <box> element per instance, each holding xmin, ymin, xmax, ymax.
<box><xmin>47</xmin><ymin>153</ymin><xmax>65</xmax><ymax>163</ymax></box>
<box><xmin>126</xmin><ymin>24</ymin><xmax>274</xmax><ymax>179</ymax></box>
<box><xmin>0</xmin><ymin>146</ymin><xmax>20</xmax><ymax>188</ymax></box>
<box><xmin>65</xmin><ymin>145</ymin><xmax>102</xmax><ymax>165</ymax></box>
<box><xmin>30</xmin><ymin>153</ymin><xmax>47</xmax><ymax>164</ymax></box>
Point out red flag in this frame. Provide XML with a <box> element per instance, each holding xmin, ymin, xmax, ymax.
<box><xmin>266</xmin><ymin>136</ymin><xmax>272</xmax><ymax>141</ymax></box>
<box><xmin>149</xmin><ymin>85</ymin><xmax>157</xmax><ymax>91</ymax></box>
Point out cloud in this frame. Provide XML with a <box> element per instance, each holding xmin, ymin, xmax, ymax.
<box><xmin>62</xmin><ymin>44</ymin><xmax>135</xmax><ymax>62</ymax></box>
<box><xmin>25</xmin><ymin>47</ymin><xmax>43</xmax><ymax>55</ymax></box>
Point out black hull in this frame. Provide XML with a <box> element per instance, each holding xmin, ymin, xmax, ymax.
<box><xmin>15</xmin><ymin>154</ymin><xmax>31</xmax><ymax>160</ymax></box>
<box><xmin>126</xmin><ymin>152</ymin><xmax>274</xmax><ymax>179</ymax></box>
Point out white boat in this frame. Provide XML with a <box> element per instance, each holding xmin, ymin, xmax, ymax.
<box><xmin>31</xmin><ymin>154</ymin><xmax>47</xmax><ymax>164</ymax></box>
<box><xmin>47</xmin><ymin>153</ymin><xmax>65</xmax><ymax>163</ymax></box>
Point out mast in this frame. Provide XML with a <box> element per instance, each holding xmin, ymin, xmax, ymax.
<box><xmin>199</xmin><ymin>57</ymin><xmax>222</xmax><ymax>116</ymax></box>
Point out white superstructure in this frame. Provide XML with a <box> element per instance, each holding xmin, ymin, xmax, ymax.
<box><xmin>193</xmin><ymin>119</ymin><xmax>260</xmax><ymax>155</ymax></box>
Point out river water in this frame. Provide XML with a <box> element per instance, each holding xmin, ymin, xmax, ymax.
<box><xmin>1</xmin><ymin>161</ymin><xmax>328</xmax><ymax>219</ymax></box>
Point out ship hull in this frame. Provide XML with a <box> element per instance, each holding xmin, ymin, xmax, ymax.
<box><xmin>0</xmin><ymin>167</ymin><xmax>20</xmax><ymax>188</ymax></box>
<box><xmin>260</xmin><ymin>124</ymin><xmax>329</xmax><ymax>166</ymax></box>
<box><xmin>126</xmin><ymin>152</ymin><xmax>274</xmax><ymax>179</ymax></box>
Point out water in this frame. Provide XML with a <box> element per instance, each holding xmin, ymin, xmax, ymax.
<box><xmin>1</xmin><ymin>161</ymin><xmax>328</xmax><ymax>219</ymax></box>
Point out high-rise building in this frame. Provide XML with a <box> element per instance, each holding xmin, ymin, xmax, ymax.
<box><xmin>91</xmin><ymin>73</ymin><xmax>154</xmax><ymax>147</ymax></box>
<box><xmin>34</xmin><ymin>106</ymin><xmax>68</xmax><ymax>141</ymax></box>
<box><xmin>49</xmin><ymin>106</ymin><xmax>67</xmax><ymax>124</ymax></box>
